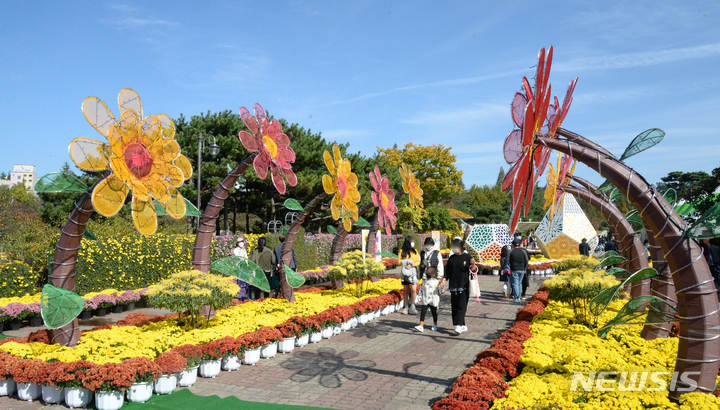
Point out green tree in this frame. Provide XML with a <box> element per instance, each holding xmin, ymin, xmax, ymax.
<box><xmin>657</xmin><ymin>168</ymin><xmax>720</xmax><ymax>217</ymax></box>
<box><xmin>420</xmin><ymin>204</ymin><xmax>456</xmax><ymax>232</ymax></box>
<box><xmin>377</xmin><ymin>143</ymin><xmax>463</xmax><ymax>205</ymax></box>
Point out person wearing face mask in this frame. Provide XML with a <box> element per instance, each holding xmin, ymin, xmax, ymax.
<box><xmin>419</xmin><ymin>237</ymin><xmax>444</xmax><ymax>287</ymax></box>
<box><xmin>400</xmin><ymin>236</ymin><xmax>421</xmax><ymax>314</ymax></box>
<box><xmin>446</xmin><ymin>237</ymin><xmax>474</xmax><ymax>334</ymax></box>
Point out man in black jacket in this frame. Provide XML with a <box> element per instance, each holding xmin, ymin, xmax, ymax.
<box><xmin>579</xmin><ymin>238</ymin><xmax>590</xmax><ymax>256</ymax></box>
<box><xmin>508</xmin><ymin>239</ymin><xmax>528</xmax><ymax>304</ymax></box>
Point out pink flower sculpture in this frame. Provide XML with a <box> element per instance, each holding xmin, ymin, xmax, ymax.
<box><xmin>369</xmin><ymin>166</ymin><xmax>397</xmax><ymax>233</ymax></box>
<box><xmin>239</xmin><ymin>103</ymin><xmax>297</xmax><ymax>194</ymax></box>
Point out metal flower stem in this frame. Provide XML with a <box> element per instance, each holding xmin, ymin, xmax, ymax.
<box><xmin>566</xmin><ymin>175</ymin><xmax>651</xmax><ymax>298</ymax></box>
<box><xmin>329</xmin><ymin>202</ymin><xmax>375</xmax><ymax>265</ymax></box>
<box><xmin>538</xmin><ymin>134</ymin><xmax>720</xmax><ymax>398</ymax></box>
<box><xmin>49</xmin><ymin>171</ymin><xmax>110</xmax><ymax>347</ymax></box>
<box><xmin>192</xmin><ymin>153</ymin><xmax>257</xmax><ymax>272</ymax></box>
<box><xmin>280</xmin><ymin>192</ymin><xmax>328</xmax><ymax>302</ymax></box>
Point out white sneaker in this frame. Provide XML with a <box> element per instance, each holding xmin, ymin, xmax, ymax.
<box><xmin>414</xmin><ymin>325</ymin><xmax>424</xmax><ymax>333</ymax></box>
<box><xmin>454</xmin><ymin>325</ymin><xmax>462</xmax><ymax>333</ymax></box>
<box><xmin>401</xmin><ymin>308</ymin><xmax>408</xmax><ymax>315</ymax></box>
<box><xmin>460</xmin><ymin>325</ymin><xmax>468</xmax><ymax>333</ymax></box>
<box><xmin>431</xmin><ymin>325</ymin><xmax>438</xmax><ymax>331</ymax></box>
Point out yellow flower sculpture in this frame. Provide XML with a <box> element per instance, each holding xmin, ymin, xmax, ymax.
<box><xmin>399</xmin><ymin>163</ymin><xmax>424</xmax><ymax>209</ymax></box>
<box><xmin>543</xmin><ymin>153</ymin><xmax>576</xmax><ymax>220</ymax></box>
<box><xmin>69</xmin><ymin>89</ymin><xmax>193</xmax><ymax>235</ymax></box>
<box><xmin>322</xmin><ymin>145</ymin><xmax>360</xmax><ymax>231</ymax></box>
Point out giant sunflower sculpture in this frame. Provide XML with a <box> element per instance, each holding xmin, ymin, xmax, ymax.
<box><xmin>501</xmin><ymin>46</ymin><xmax>578</xmax><ymax>233</ymax></box>
<box><xmin>239</xmin><ymin>103</ymin><xmax>297</xmax><ymax>194</ymax></box>
<box><xmin>543</xmin><ymin>153</ymin><xmax>576</xmax><ymax>221</ymax></box>
<box><xmin>322</xmin><ymin>145</ymin><xmax>360</xmax><ymax>231</ymax></box>
<box><xmin>399</xmin><ymin>163</ymin><xmax>423</xmax><ymax>210</ymax></box>
<box><xmin>70</xmin><ymin>89</ymin><xmax>192</xmax><ymax>235</ymax></box>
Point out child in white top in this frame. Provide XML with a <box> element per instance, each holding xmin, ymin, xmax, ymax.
<box><xmin>414</xmin><ymin>267</ymin><xmax>441</xmax><ymax>332</ymax></box>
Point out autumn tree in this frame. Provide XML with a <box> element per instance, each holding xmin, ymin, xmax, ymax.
<box><xmin>377</xmin><ymin>143</ymin><xmax>463</xmax><ymax>205</ymax></box>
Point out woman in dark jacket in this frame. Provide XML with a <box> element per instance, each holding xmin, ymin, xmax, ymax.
<box><xmin>445</xmin><ymin>237</ymin><xmax>474</xmax><ymax>334</ymax></box>
<box><xmin>249</xmin><ymin>237</ymin><xmax>275</xmax><ymax>299</ymax></box>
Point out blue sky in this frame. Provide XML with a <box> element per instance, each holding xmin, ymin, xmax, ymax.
<box><xmin>1</xmin><ymin>1</ymin><xmax>718</xmax><ymax>191</ymax></box>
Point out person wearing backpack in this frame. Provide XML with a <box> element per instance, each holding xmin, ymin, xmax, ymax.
<box><xmin>419</xmin><ymin>237</ymin><xmax>444</xmax><ymax>285</ymax></box>
<box><xmin>508</xmin><ymin>239</ymin><xmax>529</xmax><ymax>304</ymax></box>
<box><xmin>413</xmin><ymin>267</ymin><xmax>441</xmax><ymax>333</ymax></box>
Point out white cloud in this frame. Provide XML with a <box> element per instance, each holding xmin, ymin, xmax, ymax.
<box><xmin>554</xmin><ymin>43</ymin><xmax>720</xmax><ymax>72</ymax></box>
<box><xmin>400</xmin><ymin>103</ymin><xmax>507</xmax><ymax>126</ymax></box>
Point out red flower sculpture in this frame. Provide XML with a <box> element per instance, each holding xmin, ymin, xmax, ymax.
<box><xmin>239</xmin><ymin>103</ymin><xmax>297</xmax><ymax>194</ymax></box>
<box><xmin>369</xmin><ymin>166</ymin><xmax>398</xmax><ymax>232</ymax></box>
<box><xmin>501</xmin><ymin>46</ymin><xmax>578</xmax><ymax>233</ymax></box>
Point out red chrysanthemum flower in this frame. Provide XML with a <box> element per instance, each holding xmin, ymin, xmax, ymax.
<box><xmin>369</xmin><ymin>166</ymin><xmax>398</xmax><ymax>233</ymax></box>
<box><xmin>239</xmin><ymin>103</ymin><xmax>297</xmax><ymax>194</ymax></box>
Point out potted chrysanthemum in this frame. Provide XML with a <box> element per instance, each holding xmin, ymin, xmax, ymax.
<box><xmin>198</xmin><ymin>339</ymin><xmax>223</xmax><ymax>378</ymax></box>
<box><xmin>170</xmin><ymin>344</ymin><xmax>202</xmax><ymax>387</ymax></box>
<box><xmin>153</xmin><ymin>351</ymin><xmax>186</xmax><ymax>395</ymax></box>
<box><xmin>48</xmin><ymin>360</ymin><xmax>98</xmax><ymax>408</ymax></box>
<box><xmin>0</xmin><ymin>351</ymin><xmax>19</xmax><ymax>396</ymax></box>
<box><xmin>124</xmin><ymin>356</ymin><xmax>161</xmax><ymax>403</ymax></box>
<box><xmin>9</xmin><ymin>358</ymin><xmax>44</xmax><ymax>401</ymax></box>
<box><xmin>215</xmin><ymin>336</ymin><xmax>243</xmax><ymax>372</ymax></box>
<box><xmin>81</xmin><ymin>362</ymin><xmax>134</xmax><ymax>410</ymax></box>
<box><xmin>32</xmin><ymin>361</ymin><xmax>66</xmax><ymax>404</ymax></box>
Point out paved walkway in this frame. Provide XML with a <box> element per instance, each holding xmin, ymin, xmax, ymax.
<box><xmin>0</xmin><ymin>275</ymin><xmax>544</xmax><ymax>410</ymax></box>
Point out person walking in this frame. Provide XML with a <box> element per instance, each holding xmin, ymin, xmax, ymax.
<box><xmin>446</xmin><ymin>237</ymin><xmax>473</xmax><ymax>334</ymax></box>
<box><xmin>604</xmin><ymin>236</ymin><xmax>616</xmax><ymax>252</ymax></box>
<box><xmin>413</xmin><ymin>267</ymin><xmax>441</xmax><ymax>333</ymax></box>
<box><xmin>232</xmin><ymin>239</ymin><xmax>249</xmax><ymax>300</ymax></box>
<box><xmin>250</xmin><ymin>237</ymin><xmax>275</xmax><ymax>299</ymax></box>
<box><xmin>508</xmin><ymin>239</ymin><xmax>529</xmax><ymax>304</ymax></box>
<box><xmin>579</xmin><ymin>238</ymin><xmax>590</xmax><ymax>256</ymax></box>
<box><xmin>499</xmin><ymin>245</ymin><xmax>511</xmax><ymax>298</ymax></box>
<box><xmin>400</xmin><ymin>236</ymin><xmax>420</xmax><ymax>314</ymax></box>
<box><xmin>419</xmin><ymin>237</ymin><xmax>444</xmax><ymax>285</ymax></box>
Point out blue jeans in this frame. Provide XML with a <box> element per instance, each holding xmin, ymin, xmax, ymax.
<box><xmin>511</xmin><ymin>270</ymin><xmax>524</xmax><ymax>301</ymax></box>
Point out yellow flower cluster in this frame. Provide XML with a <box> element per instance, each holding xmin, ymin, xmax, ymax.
<box><xmin>491</xmin><ymin>299</ymin><xmax>720</xmax><ymax>410</ymax></box>
<box><xmin>544</xmin><ymin>268</ymin><xmax>619</xmax><ymax>291</ymax></box>
<box><xmin>75</xmin><ymin>233</ymin><xmax>196</xmax><ymax>295</ymax></box>
<box><xmin>328</xmin><ymin>250</ymin><xmax>386</xmax><ymax>280</ymax></box>
<box><xmin>0</xmin><ymin>261</ymin><xmax>42</xmax><ymax>298</ymax></box>
<box><xmin>0</xmin><ymin>278</ymin><xmax>402</xmax><ymax>364</ymax></box>
<box><xmin>242</xmin><ymin>233</ymin><xmax>264</xmax><ymax>254</ymax></box>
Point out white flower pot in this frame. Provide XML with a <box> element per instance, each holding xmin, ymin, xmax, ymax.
<box><xmin>373</xmin><ymin>310</ymin><xmax>381</xmax><ymax>319</ymax></box>
<box><xmin>65</xmin><ymin>387</ymin><xmax>92</xmax><ymax>409</ymax></box>
<box><xmin>349</xmin><ymin>317</ymin><xmax>358</xmax><ymax>328</ymax></box>
<box><xmin>154</xmin><ymin>374</ymin><xmax>177</xmax><ymax>395</ymax></box>
<box><xmin>178</xmin><ymin>366</ymin><xmax>198</xmax><ymax>387</ymax></box>
<box><xmin>200</xmin><ymin>359</ymin><xmax>222</xmax><ymax>378</ymax></box>
<box><xmin>333</xmin><ymin>325</ymin><xmax>342</xmax><ymax>335</ymax></box>
<box><xmin>279</xmin><ymin>337</ymin><xmax>296</xmax><ymax>353</ymax></box>
<box><xmin>0</xmin><ymin>378</ymin><xmax>16</xmax><ymax>396</ymax></box>
<box><xmin>261</xmin><ymin>342</ymin><xmax>278</xmax><ymax>359</ymax></box>
<box><xmin>341</xmin><ymin>321</ymin><xmax>351</xmax><ymax>331</ymax></box>
<box><xmin>389</xmin><ymin>304</ymin><xmax>396</xmax><ymax>313</ymax></box>
<box><xmin>381</xmin><ymin>306</ymin><xmax>390</xmax><ymax>316</ymax></box>
<box><xmin>222</xmin><ymin>355</ymin><xmax>242</xmax><ymax>371</ymax></box>
<box><xmin>17</xmin><ymin>382</ymin><xmax>41</xmax><ymax>402</ymax></box>
<box><xmin>396</xmin><ymin>300</ymin><xmax>404</xmax><ymax>310</ymax></box>
<box><xmin>243</xmin><ymin>347</ymin><xmax>261</xmax><ymax>365</ymax></box>
<box><xmin>492</xmin><ymin>269</ymin><xmax>499</xmax><ymax>276</ymax></box>
<box><xmin>321</xmin><ymin>327</ymin><xmax>333</xmax><ymax>339</ymax></box>
<box><xmin>42</xmin><ymin>384</ymin><xmax>64</xmax><ymax>404</ymax></box>
<box><xmin>295</xmin><ymin>334</ymin><xmax>309</xmax><ymax>347</ymax></box>
<box><xmin>95</xmin><ymin>390</ymin><xmax>123</xmax><ymax>410</ymax></box>
<box><xmin>358</xmin><ymin>313</ymin><xmax>369</xmax><ymax>325</ymax></box>
<box><xmin>126</xmin><ymin>381</ymin><xmax>153</xmax><ymax>403</ymax></box>
<box><xmin>310</xmin><ymin>332</ymin><xmax>322</xmax><ymax>343</ymax></box>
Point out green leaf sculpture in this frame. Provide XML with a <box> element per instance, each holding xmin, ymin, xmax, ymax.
<box><xmin>609</xmin><ymin>188</ymin><xmax>623</xmax><ymax>203</ymax></box>
<box><xmin>154</xmin><ymin>197</ymin><xmax>200</xmax><ymax>217</ymax></box>
<box><xmin>211</xmin><ymin>256</ymin><xmax>271</xmax><ymax>292</ymax></box>
<box><xmin>594</xmin><ymin>255</ymin><xmax>627</xmax><ymax>271</ymax></box>
<box><xmin>35</xmin><ymin>173</ymin><xmax>88</xmax><ymax>193</ymax></box>
<box><xmin>590</xmin><ymin>267</ymin><xmax>659</xmax><ymax>317</ymax></box>
<box><xmin>327</xmin><ymin>225</ymin><xmax>338</xmax><ymax>235</ymax></box>
<box><xmin>284</xmin><ymin>198</ymin><xmax>305</xmax><ymax>212</ymax></box>
<box><xmin>41</xmin><ymin>284</ymin><xmax>85</xmax><ymax>329</ymax></box>
<box><xmin>354</xmin><ymin>217</ymin><xmax>372</xmax><ymax>227</ymax></box>
<box><xmin>83</xmin><ymin>228</ymin><xmax>98</xmax><ymax>241</ymax></box>
<box><xmin>663</xmin><ymin>188</ymin><xmax>678</xmax><ymax>207</ymax></box>
<box><xmin>376</xmin><ymin>251</ymin><xmax>398</xmax><ymax>259</ymax></box>
<box><xmin>284</xmin><ymin>265</ymin><xmax>306</xmax><ymax>288</ymax></box>
<box><xmin>597</xmin><ymin>295</ymin><xmax>677</xmax><ymax>337</ymax></box>
<box><xmin>675</xmin><ymin>202</ymin><xmax>695</xmax><ymax>217</ymax></box>
<box><xmin>619</xmin><ymin>128</ymin><xmax>665</xmax><ymax>161</ymax></box>
<box><xmin>688</xmin><ymin>202</ymin><xmax>720</xmax><ymax>239</ymax></box>
<box><xmin>281</xmin><ymin>225</ymin><xmax>290</xmax><ymax>236</ymax></box>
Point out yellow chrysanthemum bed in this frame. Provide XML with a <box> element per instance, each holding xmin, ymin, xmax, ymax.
<box><xmin>491</xmin><ymin>299</ymin><xmax>720</xmax><ymax>409</ymax></box>
<box><xmin>0</xmin><ymin>278</ymin><xmax>402</xmax><ymax>365</ymax></box>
